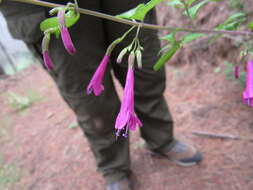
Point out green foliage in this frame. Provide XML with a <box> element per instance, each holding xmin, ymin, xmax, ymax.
<box><xmin>153</xmin><ymin>41</ymin><xmax>181</xmax><ymax>71</ymax></box>
<box><xmin>161</xmin><ymin>32</ymin><xmax>204</xmax><ymax>45</ymax></box>
<box><xmin>184</xmin><ymin>0</ymin><xmax>210</xmax><ymax>19</ymax></box>
<box><xmin>223</xmin><ymin>61</ymin><xmax>246</xmax><ymax>85</ymax></box>
<box><xmin>0</xmin><ymin>157</ymin><xmax>21</xmax><ymax>189</ymax></box>
<box><xmin>167</xmin><ymin>0</ymin><xmax>203</xmax><ymax>8</ymax></box>
<box><xmin>117</xmin><ymin>0</ymin><xmax>165</xmax><ymax>21</ymax></box>
<box><xmin>224</xmin><ymin>61</ymin><xmax>234</xmax><ymax>79</ymax></box>
<box><xmin>228</xmin><ymin>0</ymin><xmax>244</xmax><ymax>10</ymax></box>
<box><xmin>40</xmin><ymin>9</ymin><xmax>80</xmax><ymax>37</ymax></box>
<box><xmin>181</xmin><ymin>33</ymin><xmax>205</xmax><ymax>44</ymax></box>
<box><xmin>216</xmin><ymin>12</ymin><xmax>246</xmax><ymax>30</ymax></box>
<box><xmin>187</xmin><ymin>0</ymin><xmax>198</xmax><ymax>7</ymax></box>
<box><xmin>7</xmin><ymin>91</ymin><xmax>42</xmax><ymax>112</ymax></box>
<box><xmin>247</xmin><ymin>21</ymin><xmax>253</xmax><ymax>30</ymax></box>
<box><xmin>160</xmin><ymin>32</ymin><xmax>177</xmax><ymax>43</ymax></box>
<box><xmin>157</xmin><ymin>32</ymin><xmax>205</xmax><ymax>70</ymax></box>
<box><xmin>167</xmin><ymin>0</ymin><xmax>184</xmax><ymax>8</ymax></box>
<box><xmin>0</xmin><ymin>118</ymin><xmax>12</xmax><ymax>139</ymax></box>
<box><xmin>168</xmin><ymin>0</ymin><xmax>219</xmax><ymax>19</ymax></box>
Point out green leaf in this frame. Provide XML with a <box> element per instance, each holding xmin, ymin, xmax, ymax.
<box><xmin>144</xmin><ymin>0</ymin><xmax>165</xmax><ymax>12</ymax></box>
<box><xmin>182</xmin><ymin>33</ymin><xmax>205</xmax><ymax>44</ymax></box>
<box><xmin>117</xmin><ymin>0</ymin><xmax>165</xmax><ymax>21</ymax></box>
<box><xmin>226</xmin><ymin>12</ymin><xmax>245</xmax><ymax>22</ymax></box>
<box><xmin>216</xmin><ymin>12</ymin><xmax>246</xmax><ymax>30</ymax></box>
<box><xmin>116</xmin><ymin>4</ymin><xmax>146</xmax><ymax>21</ymax></box>
<box><xmin>153</xmin><ymin>42</ymin><xmax>181</xmax><ymax>71</ymax></box>
<box><xmin>40</xmin><ymin>10</ymin><xmax>80</xmax><ymax>33</ymax></box>
<box><xmin>185</xmin><ymin>0</ymin><xmax>210</xmax><ymax>19</ymax></box>
<box><xmin>187</xmin><ymin>0</ymin><xmax>198</xmax><ymax>6</ymax></box>
<box><xmin>160</xmin><ymin>32</ymin><xmax>177</xmax><ymax>43</ymax></box>
<box><xmin>247</xmin><ymin>21</ymin><xmax>253</xmax><ymax>29</ymax></box>
<box><xmin>166</xmin><ymin>0</ymin><xmax>184</xmax><ymax>8</ymax></box>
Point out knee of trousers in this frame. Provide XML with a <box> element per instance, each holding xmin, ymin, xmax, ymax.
<box><xmin>61</xmin><ymin>92</ymin><xmax>120</xmax><ymax>136</ymax></box>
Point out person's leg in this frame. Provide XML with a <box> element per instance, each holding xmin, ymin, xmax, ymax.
<box><xmin>101</xmin><ymin>0</ymin><xmax>175</xmax><ymax>153</ymax></box>
<box><xmin>31</xmin><ymin>1</ymin><xmax>130</xmax><ymax>184</ymax></box>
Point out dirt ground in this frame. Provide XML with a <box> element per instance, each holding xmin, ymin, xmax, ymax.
<box><xmin>1</xmin><ymin>1</ymin><xmax>253</xmax><ymax>190</ymax></box>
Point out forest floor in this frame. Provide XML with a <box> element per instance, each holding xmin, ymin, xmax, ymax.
<box><xmin>1</xmin><ymin>1</ymin><xmax>253</xmax><ymax>190</ymax></box>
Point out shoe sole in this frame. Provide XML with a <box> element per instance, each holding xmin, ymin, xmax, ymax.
<box><xmin>173</xmin><ymin>160</ymin><xmax>199</xmax><ymax>167</ymax></box>
<box><xmin>151</xmin><ymin>152</ymin><xmax>202</xmax><ymax>167</ymax></box>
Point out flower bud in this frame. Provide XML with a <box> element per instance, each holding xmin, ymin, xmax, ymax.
<box><xmin>136</xmin><ymin>50</ymin><xmax>142</xmax><ymax>68</ymax></box>
<box><xmin>117</xmin><ymin>48</ymin><xmax>128</xmax><ymax>64</ymax></box>
<box><xmin>49</xmin><ymin>7</ymin><xmax>61</xmax><ymax>16</ymax></box>
<box><xmin>128</xmin><ymin>51</ymin><xmax>135</xmax><ymax>68</ymax></box>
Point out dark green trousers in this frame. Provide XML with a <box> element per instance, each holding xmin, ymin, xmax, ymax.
<box><xmin>1</xmin><ymin>0</ymin><xmax>174</xmax><ymax>183</ymax></box>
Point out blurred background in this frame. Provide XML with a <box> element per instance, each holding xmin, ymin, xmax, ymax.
<box><xmin>0</xmin><ymin>12</ymin><xmax>38</xmax><ymax>76</ymax></box>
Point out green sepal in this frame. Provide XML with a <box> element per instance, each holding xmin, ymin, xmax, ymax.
<box><xmin>153</xmin><ymin>42</ymin><xmax>181</xmax><ymax>71</ymax></box>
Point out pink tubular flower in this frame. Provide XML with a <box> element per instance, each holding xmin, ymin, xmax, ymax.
<box><xmin>43</xmin><ymin>50</ymin><xmax>54</xmax><ymax>70</ymax></box>
<box><xmin>115</xmin><ymin>66</ymin><xmax>142</xmax><ymax>137</ymax></box>
<box><xmin>86</xmin><ymin>54</ymin><xmax>110</xmax><ymax>96</ymax></box>
<box><xmin>243</xmin><ymin>60</ymin><xmax>253</xmax><ymax>107</ymax></box>
<box><xmin>234</xmin><ymin>66</ymin><xmax>240</xmax><ymax>79</ymax></box>
<box><xmin>42</xmin><ymin>33</ymin><xmax>54</xmax><ymax>70</ymax></box>
<box><xmin>58</xmin><ymin>9</ymin><xmax>76</xmax><ymax>55</ymax></box>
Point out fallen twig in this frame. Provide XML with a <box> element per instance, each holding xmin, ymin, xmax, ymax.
<box><xmin>192</xmin><ymin>131</ymin><xmax>241</xmax><ymax>140</ymax></box>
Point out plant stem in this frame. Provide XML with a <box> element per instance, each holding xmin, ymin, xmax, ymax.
<box><xmin>9</xmin><ymin>0</ymin><xmax>253</xmax><ymax>37</ymax></box>
<box><xmin>181</xmin><ymin>0</ymin><xmax>195</xmax><ymax>28</ymax></box>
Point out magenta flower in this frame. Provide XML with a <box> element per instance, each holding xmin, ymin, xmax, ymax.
<box><xmin>58</xmin><ymin>9</ymin><xmax>76</xmax><ymax>55</ymax></box>
<box><xmin>115</xmin><ymin>66</ymin><xmax>142</xmax><ymax>137</ymax></box>
<box><xmin>42</xmin><ymin>33</ymin><xmax>54</xmax><ymax>71</ymax></box>
<box><xmin>234</xmin><ymin>66</ymin><xmax>240</xmax><ymax>79</ymax></box>
<box><xmin>243</xmin><ymin>60</ymin><xmax>253</xmax><ymax>107</ymax></box>
<box><xmin>43</xmin><ymin>50</ymin><xmax>54</xmax><ymax>70</ymax></box>
<box><xmin>86</xmin><ymin>54</ymin><xmax>110</xmax><ymax>96</ymax></box>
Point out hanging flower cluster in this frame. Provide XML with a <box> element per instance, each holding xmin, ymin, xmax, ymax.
<box><xmin>86</xmin><ymin>26</ymin><xmax>143</xmax><ymax>137</ymax></box>
<box><xmin>40</xmin><ymin>4</ymin><xmax>79</xmax><ymax>70</ymax></box>
<box><xmin>40</xmin><ymin>3</ymin><xmax>143</xmax><ymax>137</ymax></box>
